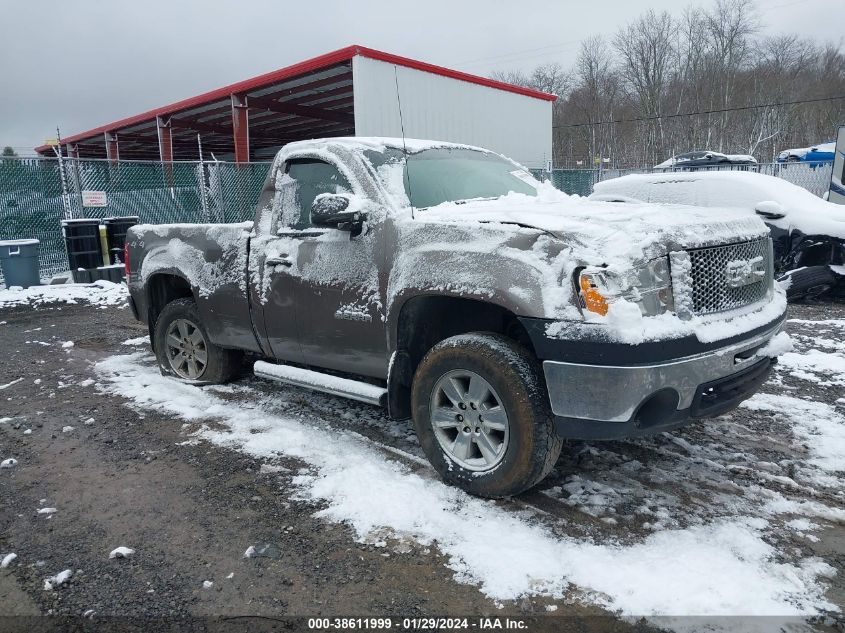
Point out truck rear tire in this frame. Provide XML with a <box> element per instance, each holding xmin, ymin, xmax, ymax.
<box><xmin>411</xmin><ymin>333</ymin><xmax>562</xmax><ymax>498</ymax></box>
<box><xmin>153</xmin><ymin>297</ymin><xmax>242</xmax><ymax>384</ymax></box>
<box><xmin>780</xmin><ymin>266</ymin><xmax>836</xmax><ymax>301</ymax></box>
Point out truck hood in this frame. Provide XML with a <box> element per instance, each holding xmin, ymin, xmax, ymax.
<box><xmin>417</xmin><ymin>189</ymin><xmax>769</xmax><ymax>266</ymax></box>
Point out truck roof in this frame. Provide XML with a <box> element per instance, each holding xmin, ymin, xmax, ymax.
<box><xmin>280</xmin><ymin>136</ymin><xmax>492</xmax><ymax>155</ymax></box>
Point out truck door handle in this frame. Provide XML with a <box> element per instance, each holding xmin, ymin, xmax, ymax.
<box><xmin>266</xmin><ymin>257</ymin><xmax>293</xmax><ymax>267</ymax></box>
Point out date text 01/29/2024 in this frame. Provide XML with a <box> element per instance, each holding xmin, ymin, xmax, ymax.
<box><xmin>307</xmin><ymin>617</ymin><xmax>529</xmax><ymax>630</ymax></box>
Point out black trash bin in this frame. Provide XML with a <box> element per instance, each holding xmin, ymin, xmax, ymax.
<box><xmin>61</xmin><ymin>219</ymin><xmax>104</xmax><ymax>282</ymax></box>
<box><xmin>103</xmin><ymin>216</ymin><xmax>139</xmax><ymax>265</ymax></box>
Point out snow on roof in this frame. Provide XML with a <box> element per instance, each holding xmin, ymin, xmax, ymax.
<box><xmin>778</xmin><ymin>142</ymin><xmax>835</xmax><ymax>158</ymax></box>
<box><xmin>281</xmin><ymin>136</ymin><xmax>490</xmax><ymax>155</ymax></box>
<box><xmin>654</xmin><ymin>151</ymin><xmax>757</xmax><ymax>169</ymax></box>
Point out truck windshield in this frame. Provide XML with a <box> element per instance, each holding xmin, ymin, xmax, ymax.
<box><xmin>366</xmin><ymin>147</ymin><xmax>539</xmax><ymax>209</ymax></box>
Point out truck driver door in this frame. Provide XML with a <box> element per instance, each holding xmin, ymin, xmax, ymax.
<box><xmin>274</xmin><ymin>156</ymin><xmax>387</xmax><ymax>378</ymax></box>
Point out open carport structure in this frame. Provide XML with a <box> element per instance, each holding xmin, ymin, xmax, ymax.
<box><xmin>36</xmin><ymin>45</ymin><xmax>555</xmax><ymax>169</ymax></box>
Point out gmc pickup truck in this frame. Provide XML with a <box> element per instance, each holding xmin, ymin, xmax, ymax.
<box><xmin>125</xmin><ymin>137</ymin><xmax>788</xmax><ymax>498</ymax></box>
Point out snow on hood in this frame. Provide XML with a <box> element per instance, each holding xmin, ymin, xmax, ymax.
<box><xmin>418</xmin><ymin>182</ymin><xmax>768</xmax><ymax>268</ymax></box>
<box><xmin>592</xmin><ymin>171</ymin><xmax>845</xmax><ymax>240</ymax></box>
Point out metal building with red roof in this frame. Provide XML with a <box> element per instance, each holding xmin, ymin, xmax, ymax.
<box><xmin>36</xmin><ymin>45</ymin><xmax>555</xmax><ymax>169</ymax></box>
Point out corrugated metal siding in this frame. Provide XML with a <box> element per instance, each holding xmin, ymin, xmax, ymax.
<box><xmin>352</xmin><ymin>56</ymin><xmax>552</xmax><ymax>170</ymax></box>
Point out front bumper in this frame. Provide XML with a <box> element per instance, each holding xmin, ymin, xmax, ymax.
<box><xmin>532</xmin><ymin>316</ymin><xmax>785</xmax><ymax>440</ymax></box>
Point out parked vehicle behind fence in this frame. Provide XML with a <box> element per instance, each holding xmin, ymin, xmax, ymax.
<box><xmin>125</xmin><ymin>137</ymin><xmax>788</xmax><ymax>497</ymax></box>
<box><xmin>592</xmin><ymin>171</ymin><xmax>845</xmax><ymax>300</ymax></box>
<box><xmin>655</xmin><ymin>150</ymin><xmax>757</xmax><ymax>170</ymax></box>
<box><xmin>777</xmin><ymin>141</ymin><xmax>835</xmax><ymax>164</ymax></box>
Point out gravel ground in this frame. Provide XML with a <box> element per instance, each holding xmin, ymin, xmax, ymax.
<box><xmin>0</xmin><ymin>295</ymin><xmax>843</xmax><ymax>632</ymax></box>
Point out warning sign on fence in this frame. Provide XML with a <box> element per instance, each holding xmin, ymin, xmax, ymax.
<box><xmin>81</xmin><ymin>190</ymin><xmax>108</xmax><ymax>207</ymax></box>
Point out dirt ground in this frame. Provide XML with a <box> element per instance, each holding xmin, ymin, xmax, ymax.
<box><xmin>0</xmin><ymin>297</ymin><xmax>843</xmax><ymax>632</ymax></box>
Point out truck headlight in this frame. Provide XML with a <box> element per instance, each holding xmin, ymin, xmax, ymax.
<box><xmin>577</xmin><ymin>258</ymin><xmax>674</xmax><ymax>317</ymax></box>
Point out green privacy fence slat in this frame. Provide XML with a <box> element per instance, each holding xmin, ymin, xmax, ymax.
<box><xmin>0</xmin><ymin>157</ymin><xmax>271</xmax><ymax>285</ymax></box>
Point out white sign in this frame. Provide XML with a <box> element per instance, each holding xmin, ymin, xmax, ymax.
<box><xmin>82</xmin><ymin>190</ymin><xmax>108</xmax><ymax>207</ymax></box>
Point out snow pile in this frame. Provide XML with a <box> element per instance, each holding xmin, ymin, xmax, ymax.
<box><xmin>756</xmin><ymin>331</ymin><xmax>794</xmax><ymax>357</ymax></box>
<box><xmin>122</xmin><ymin>337</ymin><xmax>148</xmax><ymax>346</ymax></box>
<box><xmin>1</xmin><ymin>553</ymin><xmax>17</xmax><ymax>568</ymax></box>
<box><xmin>109</xmin><ymin>546</ymin><xmax>135</xmax><ymax>559</ymax></box>
<box><xmin>0</xmin><ymin>280</ymin><xmax>128</xmax><ymax>309</ymax></box>
<box><xmin>43</xmin><ymin>569</ymin><xmax>72</xmax><ymax>590</ymax></box>
<box><xmin>94</xmin><ymin>351</ymin><xmax>837</xmax><ymax>616</ymax></box>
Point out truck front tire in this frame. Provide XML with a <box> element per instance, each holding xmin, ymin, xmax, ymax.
<box><xmin>153</xmin><ymin>298</ymin><xmax>242</xmax><ymax>384</ymax></box>
<box><xmin>411</xmin><ymin>333</ymin><xmax>562</xmax><ymax>498</ymax></box>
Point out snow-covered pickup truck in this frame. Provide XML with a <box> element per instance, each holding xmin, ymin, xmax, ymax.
<box><xmin>125</xmin><ymin>137</ymin><xmax>788</xmax><ymax>497</ymax></box>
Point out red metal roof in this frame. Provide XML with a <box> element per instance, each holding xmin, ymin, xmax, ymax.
<box><xmin>36</xmin><ymin>45</ymin><xmax>555</xmax><ymax>154</ymax></box>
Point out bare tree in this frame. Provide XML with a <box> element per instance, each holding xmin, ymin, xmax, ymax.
<box><xmin>702</xmin><ymin>0</ymin><xmax>760</xmax><ymax>150</ymax></box>
<box><xmin>568</xmin><ymin>35</ymin><xmax>619</xmax><ymax>166</ymax></box>
<box><xmin>495</xmin><ymin>0</ymin><xmax>845</xmax><ymax>168</ymax></box>
<box><xmin>614</xmin><ymin>10</ymin><xmax>677</xmax><ymax>163</ymax></box>
<box><xmin>489</xmin><ymin>69</ymin><xmax>531</xmax><ymax>87</ymax></box>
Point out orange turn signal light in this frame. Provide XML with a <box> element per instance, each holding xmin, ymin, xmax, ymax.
<box><xmin>579</xmin><ymin>274</ymin><xmax>609</xmax><ymax>316</ymax></box>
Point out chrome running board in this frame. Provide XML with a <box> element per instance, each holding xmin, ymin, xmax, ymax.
<box><xmin>253</xmin><ymin>361</ymin><xmax>387</xmax><ymax>406</ymax></box>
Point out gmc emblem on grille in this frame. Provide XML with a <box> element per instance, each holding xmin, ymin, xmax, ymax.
<box><xmin>725</xmin><ymin>255</ymin><xmax>766</xmax><ymax>288</ymax></box>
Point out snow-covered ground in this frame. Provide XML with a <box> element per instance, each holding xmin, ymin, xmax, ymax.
<box><xmin>0</xmin><ymin>280</ymin><xmax>127</xmax><ymax>309</ymax></box>
<box><xmin>91</xmin><ymin>316</ymin><xmax>845</xmax><ymax>619</ymax></box>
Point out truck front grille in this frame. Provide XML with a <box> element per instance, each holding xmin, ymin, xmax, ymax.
<box><xmin>683</xmin><ymin>237</ymin><xmax>773</xmax><ymax>316</ymax></box>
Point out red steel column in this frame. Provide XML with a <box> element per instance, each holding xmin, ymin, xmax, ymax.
<box><xmin>231</xmin><ymin>93</ymin><xmax>250</xmax><ymax>163</ymax></box>
<box><xmin>157</xmin><ymin>116</ymin><xmax>174</xmax><ymax>185</ymax></box>
<box><xmin>104</xmin><ymin>132</ymin><xmax>119</xmax><ymax>163</ymax></box>
<box><xmin>156</xmin><ymin>116</ymin><xmax>173</xmax><ymax>163</ymax></box>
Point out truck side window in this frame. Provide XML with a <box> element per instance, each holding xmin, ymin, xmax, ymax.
<box><xmin>278</xmin><ymin>159</ymin><xmax>352</xmax><ymax>230</ymax></box>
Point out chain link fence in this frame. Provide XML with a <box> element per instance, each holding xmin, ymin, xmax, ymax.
<box><xmin>0</xmin><ymin>156</ymin><xmax>271</xmax><ymax>284</ymax></box>
<box><xmin>535</xmin><ymin>162</ymin><xmax>834</xmax><ymax>198</ymax></box>
<box><xmin>0</xmin><ymin>155</ymin><xmax>835</xmax><ymax>286</ymax></box>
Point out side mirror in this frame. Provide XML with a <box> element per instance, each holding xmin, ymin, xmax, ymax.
<box><xmin>311</xmin><ymin>193</ymin><xmax>363</xmax><ymax>231</ymax></box>
<box><xmin>754</xmin><ymin>200</ymin><xmax>786</xmax><ymax>220</ymax></box>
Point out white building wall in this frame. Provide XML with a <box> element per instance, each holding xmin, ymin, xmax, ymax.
<box><xmin>352</xmin><ymin>56</ymin><xmax>552</xmax><ymax>170</ymax></box>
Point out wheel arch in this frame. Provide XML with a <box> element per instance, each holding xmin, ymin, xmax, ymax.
<box><xmin>386</xmin><ymin>293</ymin><xmax>536</xmax><ymax>420</ymax></box>
<box><xmin>145</xmin><ymin>272</ymin><xmax>196</xmax><ymax>349</ymax></box>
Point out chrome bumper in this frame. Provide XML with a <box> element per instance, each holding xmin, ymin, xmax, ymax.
<box><xmin>542</xmin><ymin>322</ymin><xmax>783</xmax><ymax>423</ymax></box>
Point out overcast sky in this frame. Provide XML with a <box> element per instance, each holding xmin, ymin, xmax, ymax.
<box><xmin>2</xmin><ymin>0</ymin><xmax>839</xmax><ymax>154</ymax></box>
